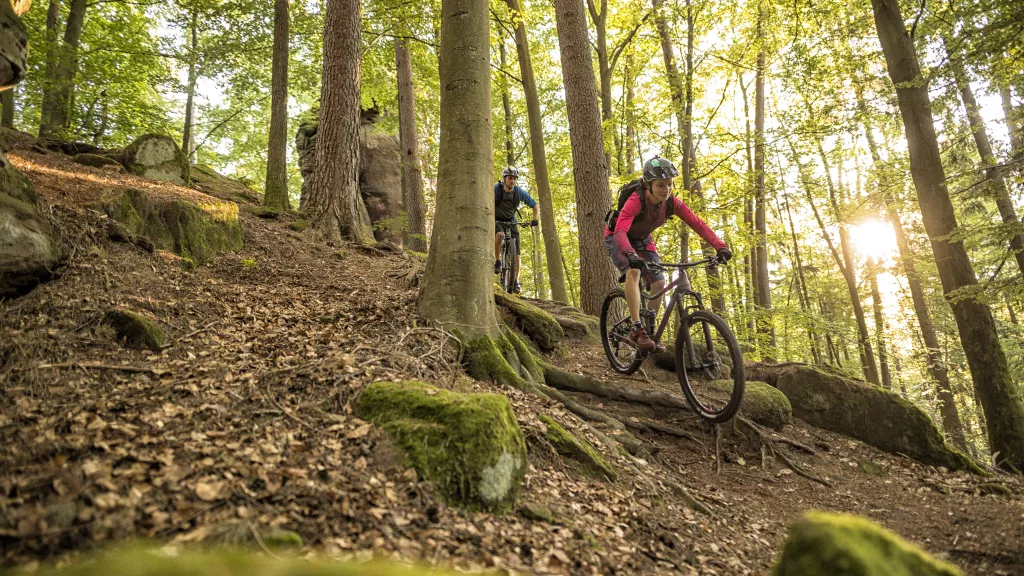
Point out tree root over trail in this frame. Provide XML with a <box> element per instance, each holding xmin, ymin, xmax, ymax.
<box><xmin>737</xmin><ymin>417</ymin><xmax>833</xmax><ymax>488</ymax></box>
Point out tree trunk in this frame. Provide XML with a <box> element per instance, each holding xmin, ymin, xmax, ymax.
<box><xmin>624</xmin><ymin>55</ymin><xmax>636</xmax><ymax>173</ymax></box>
<box><xmin>783</xmin><ymin>193</ymin><xmax>821</xmax><ymax>364</ymax></box>
<box><xmin>499</xmin><ymin>41</ymin><xmax>514</xmax><ymax>167</ymax></box>
<box><xmin>93</xmin><ymin>93</ymin><xmax>108</xmax><ymax>145</ymax></box>
<box><xmin>998</xmin><ymin>81</ymin><xmax>1022</xmax><ymax>164</ymax></box>
<box><xmin>182</xmin><ymin>12</ymin><xmax>198</xmax><ymax>164</ymax></box>
<box><xmin>871</xmin><ymin>0</ymin><xmax>1024</xmax><ymax>470</ymax></box>
<box><xmin>418</xmin><ymin>0</ymin><xmax>496</xmax><ymax>338</ymax></box>
<box><xmin>740</xmin><ymin>73</ymin><xmax>755</xmax><ymax>341</ymax></box>
<box><xmin>1</xmin><ymin>89</ymin><xmax>13</xmax><ymax>128</ymax></box>
<box><xmin>947</xmin><ymin>45</ymin><xmax>1024</xmax><ymax>278</ymax></box>
<box><xmin>308</xmin><ymin>0</ymin><xmax>374</xmax><ymax>244</ymax></box>
<box><xmin>867</xmin><ymin>258</ymin><xmax>892</xmax><ymax>389</ymax></box>
<box><xmin>263</xmin><ymin>0</ymin><xmax>290</xmax><ymax>211</ymax></box>
<box><xmin>863</xmin><ymin>122</ymin><xmax>968</xmax><ymax>449</ymax></box>
<box><xmin>555</xmin><ymin>0</ymin><xmax>617</xmax><ymax>316</ymax></box>
<box><xmin>753</xmin><ymin>6</ymin><xmax>774</xmax><ymax>351</ymax></box>
<box><xmin>505</xmin><ymin>0</ymin><xmax>569</xmax><ymax>303</ymax></box>
<box><xmin>39</xmin><ymin>0</ymin><xmax>88</xmax><ymax>138</ymax></box>
<box><xmin>38</xmin><ymin>0</ymin><xmax>62</xmax><ymax>133</ymax></box>
<box><xmin>587</xmin><ymin>0</ymin><xmax>612</xmax><ymax>176</ymax></box>
<box><xmin>396</xmin><ymin>39</ymin><xmax>427</xmax><ymax>253</ymax></box>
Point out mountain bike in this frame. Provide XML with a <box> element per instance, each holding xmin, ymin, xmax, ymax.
<box><xmin>599</xmin><ymin>256</ymin><xmax>745</xmax><ymax>423</ymax></box>
<box><xmin>497</xmin><ymin>221</ymin><xmax>533</xmax><ymax>293</ymax></box>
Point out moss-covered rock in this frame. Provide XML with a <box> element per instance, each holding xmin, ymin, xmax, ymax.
<box><xmin>495</xmin><ymin>292</ymin><xmax>565</xmax><ymax>351</ymax></box>
<box><xmin>72</xmin><ymin>153</ymin><xmax>124</xmax><ymax>170</ymax></box>
<box><xmin>0</xmin><ymin>154</ymin><xmax>61</xmax><ymax>297</ymax></box>
<box><xmin>519</xmin><ymin>501</ymin><xmax>554</xmax><ymax>523</ymax></box>
<box><xmin>244</xmin><ymin>205</ymin><xmax>280</xmax><ymax>219</ymax></box>
<box><xmin>539</xmin><ymin>414</ymin><xmax>616</xmax><ymax>481</ymax></box>
<box><xmin>776</xmin><ymin>366</ymin><xmax>977</xmax><ymax>472</ymax></box>
<box><xmin>354</xmin><ymin>380</ymin><xmax>527</xmax><ymax>513</ymax></box>
<box><xmin>191</xmin><ymin>164</ymin><xmax>262</xmax><ymax>205</ymax></box>
<box><xmin>123</xmin><ymin>134</ymin><xmax>191</xmax><ymax>185</ymax></box>
<box><xmin>858</xmin><ymin>461</ymin><xmax>887</xmax><ymax>477</ymax></box>
<box><xmin>359</xmin><ymin>123</ymin><xmax>403</xmax><ymax>244</ymax></box>
<box><xmin>774</xmin><ymin>511</ymin><xmax>962</xmax><ymax>576</ymax></box>
<box><xmin>104</xmin><ymin>310</ymin><xmax>165</xmax><ymax>352</ymax></box>
<box><xmin>27</xmin><ymin>548</ymin><xmax>458</xmax><ymax>576</ymax></box>
<box><xmin>712</xmin><ymin>379</ymin><xmax>790</xmax><ymax>431</ymax></box>
<box><xmin>97</xmin><ymin>188</ymin><xmax>243</xmax><ymax>264</ymax></box>
<box><xmin>288</xmin><ymin>220</ymin><xmax>308</xmax><ymax>232</ymax></box>
<box><xmin>519</xmin><ymin>297</ymin><xmax>600</xmax><ymax>343</ymax></box>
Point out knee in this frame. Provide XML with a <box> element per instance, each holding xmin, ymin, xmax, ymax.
<box><xmin>652</xmin><ymin>280</ymin><xmax>666</xmax><ymax>292</ymax></box>
<box><xmin>495</xmin><ymin>231</ymin><xmax>505</xmax><ymax>240</ymax></box>
<box><xmin>626</xmin><ymin>269</ymin><xmax>641</xmax><ymax>282</ymax></box>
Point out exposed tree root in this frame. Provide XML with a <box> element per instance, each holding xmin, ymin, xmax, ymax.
<box><xmin>543</xmin><ymin>367</ymin><xmax>690</xmax><ymax>410</ymax></box>
<box><xmin>737</xmin><ymin>417</ymin><xmax>833</xmax><ymax>488</ymax></box>
<box><xmin>623</xmin><ymin>418</ymin><xmax>701</xmax><ymax>443</ymax></box>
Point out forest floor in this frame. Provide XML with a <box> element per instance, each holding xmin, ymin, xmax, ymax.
<box><xmin>1</xmin><ymin>149</ymin><xmax>1023</xmax><ymax>575</ymax></box>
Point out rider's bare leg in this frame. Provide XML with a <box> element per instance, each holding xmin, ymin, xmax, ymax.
<box><xmin>494</xmin><ymin>232</ymin><xmax>504</xmax><ymax>260</ymax></box>
<box><xmin>514</xmin><ymin>255</ymin><xmax>522</xmax><ymax>282</ymax></box>
<box><xmin>625</xmin><ymin>268</ymin><xmax>642</xmax><ymax>323</ymax></box>
<box><xmin>648</xmin><ymin>279</ymin><xmax>667</xmax><ymax>318</ymax></box>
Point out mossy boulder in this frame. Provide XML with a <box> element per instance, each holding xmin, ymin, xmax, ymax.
<box><xmin>123</xmin><ymin>134</ymin><xmax>190</xmax><ymax>185</ymax></box>
<box><xmin>539</xmin><ymin>414</ymin><xmax>616</xmax><ymax>481</ymax></box>
<box><xmin>715</xmin><ymin>379</ymin><xmax>791</xmax><ymax>431</ymax></box>
<box><xmin>72</xmin><ymin>153</ymin><xmax>124</xmax><ymax>170</ymax></box>
<box><xmin>104</xmin><ymin>310</ymin><xmax>165</xmax><ymax>352</ymax></box>
<box><xmin>776</xmin><ymin>366</ymin><xmax>976</xmax><ymax>471</ymax></box>
<box><xmin>0</xmin><ymin>154</ymin><xmax>61</xmax><ymax>297</ymax></box>
<box><xmin>520</xmin><ymin>297</ymin><xmax>600</xmax><ymax>343</ymax></box>
<box><xmin>97</xmin><ymin>188</ymin><xmax>242</xmax><ymax>264</ymax></box>
<box><xmin>354</xmin><ymin>380</ymin><xmax>528</xmax><ymax>513</ymax></box>
<box><xmin>27</xmin><ymin>548</ymin><xmax>458</xmax><ymax>576</ymax></box>
<box><xmin>191</xmin><ymin>164</ymin><xmax>262</xmax><ymax>205</ymax></box>
<box><xmin>774</xmin><ymin>511</ymin><xmax>962</xmax><ymax>576</ymax></box>
<box><xmin>495</xmin><ymin>292</ymin><xmax>565</xmax><ymax>351</ymax></box>
<box><xmin>359</xmin><ymin>123</ymin><xmax>403</xmax><ymax>244</ymax></box>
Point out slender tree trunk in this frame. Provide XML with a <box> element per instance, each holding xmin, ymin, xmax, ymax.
<box><xmin>867</xmin><ymin>258</ymin><xmax>892</xmax><ymax>389</ymax></box>
<box><xmin>93</xmin><ymin>93</ymin><xmax>108</xmax><ymax>145</ymax></box>
<box><xmin>871</xmin><ymin>0</ymin><xmax>1024</xmax><ymax>469</ymax></box>
<box><xmin>753</xmin><ymin>4</ymin><xmax>774</xmax><ymax>350</ymax></box>
<box><xmin>505</xmin><ymin>0</ymin><xmax>569</xmax><ymax>303</ymax></box>
<box><xmin>624</xmin><ymin>55</ymin><xmax>636</xmax><ymax>173</ymax></box>
<box><xmin>182</xmin><ymin>12</ymin><xmax>199</xmax><ymax>164</ymax></box>
<box><xmin>263</xmin><ymin>0</ymin><xmax>290</xmax><ymax>211</ymax></box>
<box><xmin>783</xmin><ymin>193</ymin><xmax>821</xmax><ymax>364</ymax></box>
<box><xmin>555</xmin><ymin>0</ymin><xmax>617</xmax><ymax>316</ymax></box>
<box><xmin>396</xmin><ymin>39</ymin><xmax>427</xmax><ymax>253</ymax></box>
<box><xmin>499</xmin><ymin>41</ymin><xmax>514</xmax><ymax>167</ymax></box>
<box><xmin>947</xmin><ymin>45</ymin><xmax>1024</xmax><ymax>277</ymax></box>
<box><xmin>418</xmin><ymin>0</ymin><xmax>495</xmax><ymax>337</ymax></box>
<box><xmin>1</xmin><ymin>89</ymin><xmax>13</xmax><ymax>128</ymax></box>
<box><xmin>740</xmin><ymin>73</ymin><xmax>755</xmax><ymax>341</ymax></box>
<box><xmin>1005</xmin><ymin>293</ymin><xmax>1019</xmax><ymax>325</ymax></box>
<box><xmin>997</xmin><ymin>79</ymin><xmax>1022</xmax><ymax>164</ymax></box>
<box><xmin>39</xmin><ymin>0</ymin><xmax>88</xmax><ymax>138</ymax></box>
<box><xmin>587</xmin><ymin>0</ymin><xmax>613</xmax><ymax>176</ymax></box>
<box><xmin>308</xmin><ymin>0</ymin><xmax>374</xmax><ymax>244</ymax></box>
<box><xmin>38</xmin><ymin>0</ymin><xmax>62</xmax><ymax>133</ymax></box>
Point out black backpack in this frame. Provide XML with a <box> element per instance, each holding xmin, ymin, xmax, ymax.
<box><xmin>605</xmin><ymin>179</ymin><xmax>674</xmax><ymax>232</ymax></box>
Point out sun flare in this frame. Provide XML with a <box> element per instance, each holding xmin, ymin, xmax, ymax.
<box><xmin>849</xmin><ymin>219</ymin><xmax>898</xmax><ymax>261</ymax></box>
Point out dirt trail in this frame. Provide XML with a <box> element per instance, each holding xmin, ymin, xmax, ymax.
<box><xmin>1</xmin><ymin>151</ymin><xmax>1022</xmax><ymax>575</ymax></box>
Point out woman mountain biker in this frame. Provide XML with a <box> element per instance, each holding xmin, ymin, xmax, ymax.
<box><xmin>604</xmin><ymin>156</ymin><xmax>732</xmax><ymax>352</ymax></box>
<box><xmin>494</xmin><ymin>166</ymin><xmax>539</xmax><ymax>294</ymax></box>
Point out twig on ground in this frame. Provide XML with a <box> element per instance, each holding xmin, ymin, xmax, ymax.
<box><xmin>16</xmin><ymin>362</ymin><xmax>163</xmax><ymax>374</ymax></box>
<box><xmin>263</xmin><ymin>381</ymin><xmax>314</xmax><ymax>430</ymax></box>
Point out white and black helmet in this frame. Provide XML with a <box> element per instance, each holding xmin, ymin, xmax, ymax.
<box><xmin>642</xmin><ymin>156</ymin><xmax>679</xmax><ymax>183</ymax></box>
<box><xmin>502</xmin><ymin>166</ymin><xmax>520</xmax><ymax>179</ymax></box>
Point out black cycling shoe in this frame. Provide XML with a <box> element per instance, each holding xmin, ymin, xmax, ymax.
<box><xmin>513</xmin><ymin>282</ymin><xmax>522</xmax><ymax>294</ymax></box>
<box><xmin>494</xmin><ymin>260</ymin><xmax>501</xmax><ymax>274</ymax></box>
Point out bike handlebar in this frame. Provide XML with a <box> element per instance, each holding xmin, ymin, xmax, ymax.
<box><xmin>645</xmin><ymin>256</ymin><xmax>721</xmax><ymax>272</ymax></box>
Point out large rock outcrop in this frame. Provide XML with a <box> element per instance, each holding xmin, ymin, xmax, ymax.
<box><xmin>0</xmin><ymin>0</ymin><xmax>29</xmax><ymax>89</ymax></box>
<box><xmin>0</xmin><ymin>151</ymin><xmax>60</xmax><ymax>297</ymax></box>
<box><xmin>776</xmin><ymin>365</ymin><xmax>975</xmax><ymax>471</ymax></box>
<box><xmin>355</xmin><ymin>380</ymin><xmax>527</xmax><ymax>513</ymax></box>
<box><xmin>96</xmin><ymin>188</ymin><xmax>242</xmax><ymax>265</ymax></box>
<box><xmin>122</xmin><ymin>134</ymin><xmax>191</xmax><ymax>186</ymax></box>
<box><xmin>775</xmin><ymin>511</ymin><xmax>961</xmax><ymax>576</ymax></box>
<box><xmin>359</xmin><ymin>121</ymin><xmax>402</xmax><ymax>244</ymax></box>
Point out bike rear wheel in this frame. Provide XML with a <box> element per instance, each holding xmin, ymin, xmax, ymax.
<box><xmin>675</xmin><ymin>309</ymin><xmax>744</xmax><ymax>423</ymax></box>
<box><xmin>600</xmin><ymin>289</ymin><xmax>645</xmax><ymax>374</ymax></box>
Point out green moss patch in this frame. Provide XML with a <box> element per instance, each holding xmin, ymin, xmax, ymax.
<box><xmin>713</xmin><ymin>379</ymin><xmax>791</xmax><ymax>431</ymax></box>
<box><xmin>27</xmin><ymin>548</ymin><xmax>457</xmax><ymax>576</ymax></box>
<box><xmin>774</xmin><ymin>511</ymin><xmax>962</xmax><ymax>576</ymax></box>
<box><xmin>776</xmin><ymin>366</ymin><xmax>979</xmax><ymax>472</ymax></box>
<box><xmin>354</xmin><ymin>381</ymin><xmax>527</xmax><ymax>513</ymax></box>
<box><xmin>191</xmin><ymin>164</ymin><xmax>262</xmax><ymax>204</ymax></box>
<box><xmin>103</xmin><ymin>310</ymin><xmax>165</xmax><ymax>352</ymax></box>
<box><xmin>539</xmin><ymin>414</ymin><xmax>616</xmax><ymax>481</ymax></box>
<box><xmin>518</xmin><ymin>501</ymin><xmax>554</xmax><ymax>523</ymax></box>
<box><xmin>97</xmin><ymin>188</ymin><xmax>243</xmax><ymax>264</ymax></box>
<box><xmin>495</xmin><ymin>293</ymin><xmax>565</xmax><ymax>351</ymax></box>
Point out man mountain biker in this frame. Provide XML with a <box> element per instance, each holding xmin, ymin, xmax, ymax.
<box><xmin>494</xmin><ymin>166</ymin><xmax>540</xmax><ymax>294</ymax></box>
<box><xmin>604</xmin><ymin>156</ymin><xmax>732</xmax><ymax>352</ymax></box>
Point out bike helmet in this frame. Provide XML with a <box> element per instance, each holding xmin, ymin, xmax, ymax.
<box><xmin>642</xmin><ymin>156</ymin><xmax>679</xmax><ymax>183</ymax></box>
<box><xmin>502</xmin><ymin>166</ymin><xmax>520</xmax><ymax>179</ymax></box>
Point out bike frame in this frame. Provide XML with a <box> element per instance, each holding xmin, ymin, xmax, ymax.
<box><xmin>642</xmin><ymin>260</ymin><xmax>711</xmax><ymax>341</ymax></box>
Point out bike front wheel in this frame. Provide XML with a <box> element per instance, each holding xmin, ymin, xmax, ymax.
<box><xmin>675</xmin><ymin>309</ymin><xmax>745</xmax><ymax>423</ymax></box>
<box><xmin>501</xmin><ymin>241</ymin><xmax>516</xmax><ymax>293</ymax></box>
<box><xmin>600</xmin><ymin>289</ymin><xmax>645</xmax><ymax>374</ymax></box>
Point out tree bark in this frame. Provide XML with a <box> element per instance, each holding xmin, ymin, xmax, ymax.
<box><xmin>947</xmin><ymin>45</ymin><xmax>1024</xmax><ymax>278</ymax></box>
<box><xmin>418</xmin><ymin>0</ymin><xmax>496</xmax><ymax>338</ymax></box>
<box><xmin>740</xmin><ymin>73</ymin><xmax>755</xmax><ymax>341</ymax></box>
<box><xmin>499</xmin><ymin>41</ymin><xmax>515</xmax><ymax>167</ymax></box>
<box><xmin>998</xmin><ymin>80</ymin><xmax>1022</xmax><ymax>164</ymax></box>
<box><xmin>38</xmin><ymin>0</ymin><xmax>62</xmax><ymax>132</ymax></box>
<box><xmin>396</xmin><ymin>39</ymin><xmax>427</xmax><ymax>253</ymax></box>
<box><xmin>624</xmin><ymin>55</ymin><xmax>636</xmax><ymax>173</ymax></box>
<box><xmin>1</xmin><ymin>89</ymin><xmax>13</xmax><ymax>128</ymax></box>
<box><xmin>867</xmin><ymin>258</ymin><xmax>892</xmax><ymax>389</ymax></box>
<box><xmin>871</xmin><ymin>0</ymin><xmax>1024</xmax><ymax>470</ymax></box>
<box><xmin>182</xmin><ymin>11</ymin><xmax>198</xmax><ymax>164</ymax></box>
<box><xmin>263</xmin><ymin>0</ymin><xmax>290</xmax><ymax>211</ymax></box>
<box><xmin>555</xmin><ymin>0</ymin><xmax>617</xmax><ymax>316</ymax></box>
<box><xmin>783</xmin><ymin>193</ymin><xmax>821</xmax><ymax>364</ymax></box>
<box><xmin>586</xmin><ymin>0</ymin><xmax>612</xmax><ymax>176</ymax></box>
<box><xmin>39</xmin><ymin>0</ymin><xmax>88</xmax><ymax>138</ymax></box>
<box><xmin>505</xmin><ymin>0</ymin><xmax>569</xmax><ymax>303</ymax></box>
<box><xmin>308</xmin><ymin>0</ymin><xmax>374</xmax><ymax>244</ymax></box>
<box><xmin>863</xmin><ymin>122</ymin><xmax>967</xmax><ymax>449</ymax></box>
<box><xmin>753</xmin><ymin>4</ymin><xmax>774</xmax><ymax>350</ymax></box>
